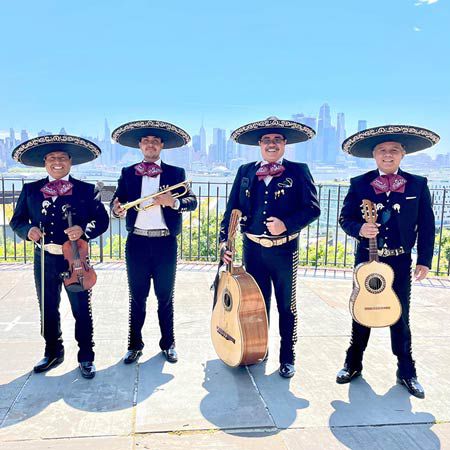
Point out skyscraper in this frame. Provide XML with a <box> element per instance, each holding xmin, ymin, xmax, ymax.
<box><xmin>199</xmin><ymin>122</ymin><xmax>207</xmax><ymax>159</ymax></box>
<box><xmin>212</xmin><ymin>128</ymin><xmax>226</xmax><ymax>165</ymax></box>
<box><xmin>20</xmin><ymin>129</ymin><xmax>29</xmax><ymax>143</ymax></box>
<box><xmin>292</xmin><ymin>113</ymin><xmax>317</xmax><ymax>164</ymax></box>
<box><xmin>358</xmin><ymin>120</ymin><xmax>368</xmax><ymax>132</ymax></box>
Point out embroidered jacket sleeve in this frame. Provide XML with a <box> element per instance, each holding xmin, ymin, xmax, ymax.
<box><xmin>83</xmin><ymin>184</ymin><xmax>110</xmax><ymax>240</ymax></box>
<box><xmin>416</xmin><ymin>178</ymin><xmax>435</xmax><ymax>268</ymax></box>
<box><xmin>282</xmin><ymin>164</ymin><xmax>320</xmax><ymax>234</ymax></box>
<box><xmin>110</xmin><ymin>167</ymin><xmax>129</xmax><ymax>218</ymax></box>
<box><xmin>219</xmin><ymin>165</ymin><xmax>243</xmax><ymax>242</ymax></box>
<box><xmin>9</xmin><ymin>184</ymin><xmax>34</xmax><ymax>241</ymax></box>
<box><xmin>176</xmin><ymin>168</ymin><xmax>197</xmax><ymax>213</ymax></box>
<box><xmin>339</xmin><ymin>179</ymin><xmax>364</xmax><ymax>240</ymax></box>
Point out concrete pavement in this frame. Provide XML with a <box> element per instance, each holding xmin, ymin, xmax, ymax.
<box><xmin>0</xmin><ymin>263</ymin><xmax>449</xmax><ymax>449</ymax></box>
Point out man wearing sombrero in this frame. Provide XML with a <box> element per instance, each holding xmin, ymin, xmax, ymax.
<box><xmin>221</xmin><ymin>117</ymin><xmax>320</xmax><ymax>378</ymax></box>
<box><xmin>10</xmin><ymin>135</ymin><xmax>109</xmax><ymax>379</ymax></box>
<box><xmin>336</xmin><ymin>125</ymin><xmax>439</xmax><ymax>398</ymax></box>
<box><xmin>111</xmin><ymin>120</ymin><xmax>197</xmax><ymax>365</ymax></box>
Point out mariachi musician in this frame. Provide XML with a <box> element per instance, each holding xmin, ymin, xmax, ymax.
<box><xmin>10</xmin><ymin>135</ymin><xmax>109</xmax><ymax>379</ymax></box>
<box><xmin>336</xmin><ymin>125</ymin><xmax>439</xmax><ymax>398</ymax></box>
<box><xmin>220</xmin><ymin>117</ymin><xmax>321</xmax><ymax>378</ymax></box>
<box><xmin>111</xmin><ymin>120</ymin><xmax>197</xmax><ymax>365</ymax></box>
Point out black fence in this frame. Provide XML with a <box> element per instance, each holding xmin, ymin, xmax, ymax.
<box><xmin>1</xmin><ymin>177</ymin><xmax>449</xmax><ymax>276</ymax></box>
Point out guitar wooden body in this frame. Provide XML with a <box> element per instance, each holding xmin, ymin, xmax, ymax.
<box><xmin>351</xmin><ymin>260</ymin><xmax>402</xmax><ymax>328</ymax></box>
<box><xmin>211</xmin><ymin>267</ymin><xmax>269</xmax><ymax>367</ymax></box>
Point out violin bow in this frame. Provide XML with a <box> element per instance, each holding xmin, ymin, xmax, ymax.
<box><xmin>40</xmin><ymin>223</ymin><xmax>45</xmax><ymax>337</ymax></box>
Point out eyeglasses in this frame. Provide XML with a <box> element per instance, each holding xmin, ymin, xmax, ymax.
<box><xmin>140</xmin><ymin>138</ymin><xmax>162</xmax><ymax>146</ymax></box>
<box><xmin>260</xmin><ymin>137</ymin><xmax>286</xmax><ymax>145</ymax></box>
<box><xmin>45</xmin><ymin>156</ymin><xmax>70</xmax><ymax>162</ymax></box>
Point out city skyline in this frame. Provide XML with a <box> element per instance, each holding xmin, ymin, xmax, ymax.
<box><xmin>1</xmin><ymin>1</ymin><xmax>449</xmax><ymax>157</ymax></box>
<box><xmin>2</xmin><ymin>101</ymin><xmax>450</xmax><ymax>173</ymax></box>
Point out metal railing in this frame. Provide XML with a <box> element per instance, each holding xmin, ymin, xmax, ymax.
<box><xmin>1</xmin><ymin>177</ymin><xmax>449</xmax><ymax>276</ymax></box>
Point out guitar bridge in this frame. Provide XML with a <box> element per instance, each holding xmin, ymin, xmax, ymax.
<box><xmin>216</xmin><ymin>326</ymin><xmax>235</xmax><ymax>344</ymax></box>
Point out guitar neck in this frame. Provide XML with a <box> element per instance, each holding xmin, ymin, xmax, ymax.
<box><xmin>368</xmin><ymin>237</ymin><xmax>379</xmax><ymax>262</ymax></box>
<box><xmin>226</xmin><ymin>238</ymin><xmax>235</xmax><ymax>274</ymax></box>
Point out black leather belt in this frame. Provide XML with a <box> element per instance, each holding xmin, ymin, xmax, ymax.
<box><xmin>133</xmin><ymin>228</ymin><xmax>170</xmax><ymax>237</ymax></box>
<box><xmin>245</xmin><ymin>232</ymin><xmax>299</xmax><ymax>248</ymax></box>
<box><xmin>377</xmin><ymin>247</ymin><xmax>405</xmax><ymax>257</ymax></box>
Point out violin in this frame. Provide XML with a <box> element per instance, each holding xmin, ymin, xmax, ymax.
<box><xmin>61</xmin><ymin>205</ymin><xmax>97</xmax><ymax>292</ymax></box>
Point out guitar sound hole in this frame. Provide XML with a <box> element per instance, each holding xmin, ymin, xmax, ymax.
<box><xmin>365</xmin><ymin>273</ymin><xmax>386</xmax><ymax>294</ymax></box>
<box><xmin>223</xmin><ymin>291</ymin><xmax>232</xmax><ymax>311</ymax></box>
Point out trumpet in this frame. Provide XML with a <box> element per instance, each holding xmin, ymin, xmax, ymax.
<box><xmin>122</xmin><ymin>180</ymin><xmax>191</xmax><ymax>212</ymax></box>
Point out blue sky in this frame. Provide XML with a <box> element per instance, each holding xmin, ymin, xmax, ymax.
<box><xmin>1</xmin><ymin>0</ymin><xmax>449</xmax><ymax>154</ymax></box>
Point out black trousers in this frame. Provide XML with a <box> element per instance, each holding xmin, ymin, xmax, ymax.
<box><xmin>345</xmin><ymin>251</ymin><xmax>416</xmax><ymax>378</ymax></box>
<box><xmin>243</xmin><ymin>236</ymin><xmax>299</xmax><ymax>365</ymax></box>
<box><xmin>33</xmin><ymin>248</ymin><xmax>94</xmax><ymax>362</ymax></box>
<box><xmin>125</xmin><ymin>233</ymin><xmax>177</xmax><ymax>351</ymax></box>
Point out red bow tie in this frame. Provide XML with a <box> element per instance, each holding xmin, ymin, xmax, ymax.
<box><xmin>256</xmin><ymin>162</ymin><xmax>285</xmax><ymax>181</ymax></box>
<box><xmin>40</xmin><ymin>179</ymin><xmax>73</xmax><ymax>198</ymax></box>
<box><xmin>370</xmin><ymin>174</ymin><xmax>407</xmax><ymax>194</ymax></box>
<box><xmin>135</xmin><ymin>162</ymin><xmax>163</xmax><ymax>177</ymax></box>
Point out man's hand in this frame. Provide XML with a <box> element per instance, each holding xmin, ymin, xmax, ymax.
<box><xmin>266</xmin><ymin>217</ymin><xmax>287</xmax><ymax>236</ymax></box>
<box><xmin>359</xmin><ymin>223</ymin><xmax>380</xmax><ymax>239</ymax></box>
<box><xmin>64</xmin><ymin>225</ymin><xmax>84</xmax><ymax>241</ymax></box>
<box><xmin>28</xmin><ymin>226</ymin><xmax>44</xmax><ymax>242</ymax></box>
<box><xmin>414</xmin><ymin>265</ymin><xmax>429</xmax><ymax>281</ymax></box>
<box><xmin>153</xmin><ymin>192</ymin><xmax>175</xmax><ymax>208</ymax></box>
<box><xmin>113</xmin><ymin>198</ymin><xmax>127</xmax><ymax>218</ymax></box>
<box><xmin>220</xmin><ymin>242</ymin><xmax>233</xmax><ymax>264</ymax></box>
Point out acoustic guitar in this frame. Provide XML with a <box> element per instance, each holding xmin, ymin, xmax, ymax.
<box><xmin>211</xmin><ymin>209</ymin><xmax>269</xmax><ymax>367</ymax></box>
<box><xmin>350</xmin><ymin>199</ymin><xmax>402</xmax><ymax>328</ymax></box>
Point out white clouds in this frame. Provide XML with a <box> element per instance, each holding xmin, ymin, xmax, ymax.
<box><xmin>414</xmin><ymin>0</ymin><xmax>439</xmax><ymax>6</ymax></box>
<box><xmin>413</xmin><ymin>26</ymin><xmax>422</xmax><ymax>31</ymax></box>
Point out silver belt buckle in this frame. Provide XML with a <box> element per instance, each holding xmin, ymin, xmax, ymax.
<box><xmin>44</xmin><ymin>243</ymin><xmax>63</xmax><ymax>255</ymax></box>
<box><xmin>259</xmin><ymin>237</ymin><xmax>274</xmax><ymax>248</ymax></box>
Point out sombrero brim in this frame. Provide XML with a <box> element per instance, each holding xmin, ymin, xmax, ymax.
<box><xmin>112</xmin><ymin>120</ymin><xmax>190</xmax><ymax>149</ymax></box>
<box><xmin>231</xmin><ymin>118</ymin><xmax>316</xmax><ymax>146</ymax></box>
<box><xmin>12</xmin><ymin>135</ymin><xmax>101</xmax><ymax>167</ymax></box>
<box><xmin>342</xmin><ymin>125</ymin><xmax>440</xmax><ymax>158</ymax></box>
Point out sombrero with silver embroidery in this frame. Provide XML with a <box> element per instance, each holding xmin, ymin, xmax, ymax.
<box><xmin>112</xmin><ymin>120</ymin><xmax>190</xmax><ymax>149</ymax></box>
<box><xmin>12</xmin><ymin>135</ymin><xmax>101</xmax><ymax>167</ymax></box>
<box><xmin>342</xmin><ymin>125</ymin><xmax>440</xmax><ymax>158</ymax></box>
<box><xmin>230</xmin><ymin>116</ymin><xmax>316</xmax><ymax>146</ymax></box>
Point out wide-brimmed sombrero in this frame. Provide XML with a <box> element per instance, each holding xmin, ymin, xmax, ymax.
<box><xmin>342</xmin><ymin>125</ymin><xmax>440</xmax><ymax>158</ymax></box>
<box><xmin>230</xmin><ymin>116</ymin><xmax>316</xmax><ymax>146</ymax></box>
<box><xmin>111</xmin><ymin>120</ymin><xmax>191</xmax><ymax>149</ymax></box>
<box><xmin>12</xmin><ymin>135</ymin><xmax>101</xmax><ymax>167</ymax></box>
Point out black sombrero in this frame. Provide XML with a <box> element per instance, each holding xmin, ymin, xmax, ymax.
<box><xmin>342</xmin><ymin>125</ymin><xmax>440</xmax><ymax>158</ymax></box>
<box><xmin>12</xmin><ymin>135</ymin><xmax>101</xmax><ymax>167</ymax></box>
<box><xmin>230</xmin><ymin>116</ymin><xmax>316</xmax><ymax>146</ymax></box>
<box><xmin>111</xmin><ymin>120</ymin><xmax>191</xmax><ymax>149</ymax></box>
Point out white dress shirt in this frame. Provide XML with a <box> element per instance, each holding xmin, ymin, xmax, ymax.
<box><xmin>134</xmin><ymin>159</ymin><xmax>169</xmax><ymax>231</ymax></box>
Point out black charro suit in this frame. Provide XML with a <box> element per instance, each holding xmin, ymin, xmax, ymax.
<box><xmin>220</xmin><ymin>159</ymin><xmax>320</xmax><ymax>365</ymax></box>
<box><xmin>339</xmin><ymin>168</ymin><xmax>435</xmax><ymax>378</ymax></box>
<box><xmin>10</xmin><ymin>176</ymin><xmax>109</xmax><ymax>362</ymax></box>
<box><xmin>111</xmin><ymin>161</ymin><xmax>197</xmax><ymax>352</ymax></box>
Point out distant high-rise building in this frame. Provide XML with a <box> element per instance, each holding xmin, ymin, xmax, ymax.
<box><xmin>199</xmin><ymin>122</ymin><xmax>206</xmax><ymax>157</ymax></box>
<box><xmin>9</xmin><ymin>128</ymin><xmax>16</xmax><ymax>150</ymax></box>
<box><xmin>20</xmin><ymin>129</ymin><xmax>29</xmax><ymax>143</ymax></box>
<box><xmin>226</xmin><ymin>138</ymin><xmax>236</xmax><ymax>167</ymax></box>
<box><xmin>59</xmin><ymin>127</ymin><xmax>67</xmax><ymax>135</ymax></box>
<box><xmin>358</xmin><ymin>120</ymin><xmax>368</xmax><ymax>132</ymax></box>
<box><xmin>101</xmin><ymin>119</ymin><xmax>113</xmax><ymax>165</ymax></box>
<box><xmin>212</xmin><ymin>128</ymin><xmax>226</xmax><ymax>164</ymax></box>
<box><xmin>38</xmin><ymin>129</ymin><xmax>52</xmax><ymax>137</ymax></box>
<box><xmin>336</xmin><ymin>113</ymin><xmax>347</xmax><ymax>163</ymax></box>
<box><xmin>292</xmin><ymin>113</ymin><xmax>317</xmax><ymax>164</ymax></box>
<box><xmin>316</xmin><ymin>104</ymin><xmax>337</xmax><ymax>163</ymax></box>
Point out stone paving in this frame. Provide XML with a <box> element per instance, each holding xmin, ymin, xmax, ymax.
<box><xmin>0</xmin><ymin>263</ymin><xmax>449</xmax><ymax>449</ymax></box>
